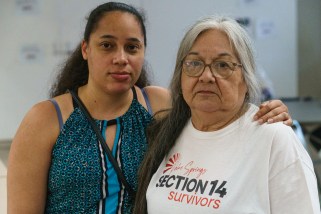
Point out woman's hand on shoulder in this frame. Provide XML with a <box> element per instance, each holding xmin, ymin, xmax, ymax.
<box><xmin>142</xmin><ymin>86</ymin><xmax>171</xmax><ymax>118</ymax></box>
<box><xmin>7</xmin><ymin>100</ymin><xmax>60</xmax><ymax>213</ymax></box>
<box><xmin>253</xmin><ymin>99</ymin><xmax>292</xmax><ymax>126</ymax></box>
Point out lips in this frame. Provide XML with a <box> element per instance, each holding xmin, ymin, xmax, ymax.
<box><xmin>195</xmin><ymin>88</ymin><xmax>220</xmax><ymax>97</ymax></box>
<box><xmin>110</xmin><ymin>72</ymin><xmax>130</xmax><ymax>81</ymax></box>
<box><xmin>196</xmin><ymin>88</ymin><xmax>216</xmax><ymax>94</ymax></box>
<box><xmin>196</xmin><ymin>90</ymin><xmax>212</xmax><ymax>94</ymax></box>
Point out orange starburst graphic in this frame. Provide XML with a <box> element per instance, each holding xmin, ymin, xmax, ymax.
<box><xmin>163</xmin><ymin>153</ymin><xmax>180</xmax><ymax>173</ymax></box>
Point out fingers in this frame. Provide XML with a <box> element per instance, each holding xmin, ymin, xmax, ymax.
<box><xmin>266</xmin><ymin>112</ymin><xmax>292</xmax><ymax>125</ymax></box>
<box><xmin>255</xmin><ymin>107</ymin><xmax>286</xmax><ymax>124</ymax></box>
<box><xmin>282</xmin><ymin>117</ymin><xmax>293</xmax><ymax>126</ymax></box>
<box><xmin>262</xmin><ymin>100</ymin><xmax>288</xmax><ymax>113</ymax></box>
<box><xmin>253</xmin><ymin>99</ymin><xmax>291</xmax><ymax>125</ymax></box>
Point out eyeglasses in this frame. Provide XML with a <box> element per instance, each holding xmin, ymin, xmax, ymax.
<box><xmin>182</xmin><ymin>59</ymin><xmax>242</xmax><ymax>78</ymax></box>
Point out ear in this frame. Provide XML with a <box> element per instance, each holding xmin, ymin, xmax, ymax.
<box><xmin>81</xmin><ymin>40</ymin><xmax>88</xmax><ymax>60</ymax></box>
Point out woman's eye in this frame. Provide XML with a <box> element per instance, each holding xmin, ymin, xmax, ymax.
<box><xmin>218</xmin><ymin>62</ymin><xmax>228</xmax><ymax>67</ymax></box>
<box><xmin>126</xmin><ymin>44</ymin><xmax>140</xmax><ymax>52</ymax></box>
<box><xmin>101</xmin><ymin>43</ymin><xmax>112</xmax><ymax>49</ymax></box>
<box><xmin>189</xmin><ymin>61</ymin><xmax>203</xmax><ymax>67</ymax></box>
<box><xmin>215</xmin><ymin>61</ymin><xmax>230</xmax><ymax>69</ymax></box>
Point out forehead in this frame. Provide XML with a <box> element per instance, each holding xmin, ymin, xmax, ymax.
<box><xmin>190</xmin><ymin>29</ymin><xmax>236</xmax><ymax>58</ymax></box>
<box><xmin>92</xmin><ymin>11</ymin><xmax>144</xmax><ymax>39</ymax></box>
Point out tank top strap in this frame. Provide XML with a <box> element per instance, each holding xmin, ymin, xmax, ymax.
<box><xmin>132</xmin><ymin>86</ymin><xmax>152</xmax><ymax>115</ymax></box>
<box><xmin>131</xmin><ymin>86</ymin><xmax>137</xmax><ymax>100</ymax></box>
<box><xmin>140</xmin><ymin>88</ymin><xmax>153</xmax><ymax>115</ymax></box>
<box><xmin>49</xmin><ymin>99</ymin><xmax>63</xmax><ymax>130</ymax></box>
<box><xmin>70</xmin><ymin>89</ymin><xmax>78</xmax><ymax>108</ymax></box>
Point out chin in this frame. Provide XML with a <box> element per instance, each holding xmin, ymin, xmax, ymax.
<box><xmin>116</xmin><ymin>85</ymin><xmax>132</xmax><ymax>93</ymax></box>
<box><xmin>193</xmin><ymin>104</ymin><xmax>220</xmax><ymax>113</ymax></box>
<box><xmin>105</xmin><ymin>83</ymin><xmax>132</xmax><ymax>94</ymax></box>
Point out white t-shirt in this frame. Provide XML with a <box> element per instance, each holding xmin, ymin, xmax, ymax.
<box><xmin>146</xmin><ymin>104</ymin><xmax>320</xmax><ymax>214</ymax></box>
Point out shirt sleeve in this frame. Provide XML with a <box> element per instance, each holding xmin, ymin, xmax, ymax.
<box><xmin>269</xmin><ymin>125</ymin><xmax>320</xmax><ymax>214</ymax></box>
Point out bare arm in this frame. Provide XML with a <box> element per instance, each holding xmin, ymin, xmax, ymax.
<box><xmin>7</xmin><ymin>101</ymin><xmax>60</xmax><ymax>213</ymax></box>
<box><xmin>253</xmin><ymin>99</ymin><xmax>292</xmax><ymax>126</ymax></box>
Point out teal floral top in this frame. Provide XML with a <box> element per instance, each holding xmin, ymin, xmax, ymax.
<box><xmin>46</xmin><ymin>88</ymin><xmax>153</xmax><ymax>213</ymax></box>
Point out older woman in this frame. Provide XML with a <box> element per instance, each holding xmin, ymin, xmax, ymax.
<box><xmin>134</xmin><ymin>16</ymin><xmax>320</xmax><ymax>213</ymax></box>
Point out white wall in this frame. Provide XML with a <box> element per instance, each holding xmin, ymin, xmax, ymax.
<box><xmin>0</xmin><ymin>0</ymin><xmax>297</xmax><ymax>139</ymax></box>
<box><xmin>143</xmin><ymin>0</ymin><xmax>298</xmax><ymax>94</ymax></box>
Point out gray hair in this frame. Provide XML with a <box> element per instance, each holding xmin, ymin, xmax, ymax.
<box><xmin>134</xmin><ymin>16</ymin><xmax>261</xmax><ymax>214</ymax></box>
<box><xmin>170</xmin><ymin>15</ymin><xmax>261</xmax><ymax>107</ymax></box>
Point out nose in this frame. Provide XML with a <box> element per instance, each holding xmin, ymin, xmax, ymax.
<box><xmin>199</xmin><ymin>65</ymin><xmax>216</xmax><ymax>82</ymax></box>
<box><xmin>112</xmin><ymin>48</ymin><xmax>128</xmax><ymax>65</ymax></box>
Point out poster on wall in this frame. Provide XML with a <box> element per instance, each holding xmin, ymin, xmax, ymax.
<box><xmin>239</xmin><ymin>0</ymin><xmax>261</xmax><ymax>7</ymax></box>
<box><xmin>19</xmin><ymin>44</ymin><xmax>43</xmax><ymax>64</ymax></box>
<box><xmin>15</xmin><ymin>0</ymin><xmax>40</xmax><ymax>15</ymax></box>
<box><xmin>255</xmin><ymin>18</ymin><xmax>277</xmax><ymax>40</ymax></box>
<box><xmin>235</xmin><ymin>17</ymin><xmax>254</xmax><ymax>38</ymax></box>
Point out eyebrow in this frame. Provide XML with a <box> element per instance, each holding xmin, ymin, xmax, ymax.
<box><xmin>187</xmin><ymin>52</ymin><xmax>233</xmax><ymax>58</ymax></box>
<box><xmin>100</xmin><ymin>35</ymin><xmax>142</xmax><ymax>43</ymax></box>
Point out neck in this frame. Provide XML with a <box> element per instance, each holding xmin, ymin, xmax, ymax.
<box><xmin>78</xmin><ymin>85</ymin><xmax>133</xmax><ymax>120</ymax></box>
<box><xmin>191</xmin><ymin>104</ymin><xmax>248</xmax><ymax>131</ymax></box>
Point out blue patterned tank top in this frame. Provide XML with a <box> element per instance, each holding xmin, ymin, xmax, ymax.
<box><xmin>46</xmin><ymin>87</ymin><xmax>153</xmax><ymax>213</ymax></box>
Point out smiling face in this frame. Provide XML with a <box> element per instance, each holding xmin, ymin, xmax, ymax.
<box><xmin>181</xmin><ymin>29</ymin><xmax>248</xmax><ymax>120</ymax></box>
<box><xmin>81</xmin><ymin>11</ymin><xmax>145</xmax><ymax>94</ymax></box>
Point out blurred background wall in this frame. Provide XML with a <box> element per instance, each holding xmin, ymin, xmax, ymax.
<box><xmin>298</xmin><ymin>0</ymin><xmax>321</xmax><ymax>99</ymax></box>
<box><xmin>0</xmin><ymin>0</ymin><xmax>320</xmax><ymax>140</ymax></box>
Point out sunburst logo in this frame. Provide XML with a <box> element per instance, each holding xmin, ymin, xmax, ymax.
<box><xmin>163</xmin><ymin>153</ymin><xmax>181</xmax><ymax>173</ymax></box>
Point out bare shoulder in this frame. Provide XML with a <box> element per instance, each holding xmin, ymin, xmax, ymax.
<box><xmin>142</xmin><ymin>86</ymin><xmax>171</xmax><ymax>113</ymax></box>
<box><xmin>8</xmin><ymin>100</ymin><xmax>61</xmax><ymax>175</ymax></box>
<box><xmin>24</xmin><ymin>100</ymin><xmax>58</xmax><ymax>128</ymax></box>
<box><xmin>52</xmin><ymin>93</ymin><xmax>74</xmax><ymax>121</ymax></box>
<box><xmin>10</xmin><ymin>92</ymin><xmax>74</xmax><ymax>153</ymax></box>
<box><xmin>11</xmin><ymin>99</ymin><xmax>61</xmax><ymax>149</ymax></box>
